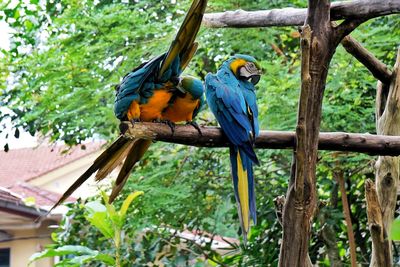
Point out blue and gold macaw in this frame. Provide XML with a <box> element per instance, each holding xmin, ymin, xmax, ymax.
<box><xmin>162</xmin><ymin>76</ymin><xmax>205</xmax><ymax>124</ymax></box>
<box><xmin>205</xmin><ymin>55</ymin><xmax>262</xmax><ymax>241</ymax></box>
<box><xmin>50</xmin><ymin>0</ymin><xmax>207</xmax><ymax>210</ymax></box>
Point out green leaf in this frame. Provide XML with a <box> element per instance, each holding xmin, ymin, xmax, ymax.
<box><xmin>29</xmin><ymin>245</ymin><xmax>97</xmax><ymax>264</ymax></box>
<box><xmin>390</xmin><ymin>219</ymin><xmax>400</xmax><ymax>240</ymax></box>
<box><xmin>119</xmin><ymin>191</ymin><xmax>144</xmax><ymax>217</ymax></box>
<box><xmin>84</xmin><ymin>201</ymin><xmax>114</xmax><ymax>239</ymax></box>
<box><xmin>94</xmin><ymin>253</ymin><xmax>116</xmax><ymax>265</ymax></box>
<box><xmin>29</xmin><ymin>245</ymin><xmax>115</xmax><ymax>266</ymax></box>
<box><xmin>67</xmin><ymin>254</ymin><xmax>115</xmax><ymax>266</ymax></box>
<box><xmin>100</xmin><ymin>191</ymin><xmax>120</xmax><ymax>227</ymax></box>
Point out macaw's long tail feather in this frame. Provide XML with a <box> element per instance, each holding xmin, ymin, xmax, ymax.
<box><xmin>48</xmin><ymin>136</ymin><xmax>130</xmax><ymax>213</ymax></box>
<box><xmin>108</xmin><ymin>139</ymin><xmax>152</xmax><ymax>203</ymax></box>
<box><xmin>240</xmin><ymin>142</ymin><xmax>260</xmax><ymax>166</ymax></box>
<box><xmin>159</xmin><ymin>0</ymin><xmax>208</xmax><ymax>77</ymax></box>
<box><xmin>229</xmin><ymin>147</ymin><xmax>257</xmax><ymax>242</ymax></box>
<box><xmin>95</xmin><ymin>141</ymin><xmax>134</xmax><ymax>182</ymax></box>
<box><xmin>180</xmin><ymin>42</ymin><xmax>199</xmax><ymax>71</ymax></box>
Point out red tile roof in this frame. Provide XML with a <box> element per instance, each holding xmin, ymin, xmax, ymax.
<box><xmin>0</xmin><ymin>142</ymin><xmax>103</xmax><ymax>187</ymax></box>
<box><xmin>0</xmin><ymin>142</ymin><xmax>104</xmax><ymax>207</ymax></box>
<box><xmin>0</xmin><ymin>186</ymin><xmax>23</xmax><ymax>204</ymax></box>
<box><xmin>9</xmin><ymin>182</ymin><xmax>76</xmax><ymax>207</ymax></box>
<box><xmin>0</xmin><ymin>186</ymin><xmax>46</xmax><ymax>218</ymax></box>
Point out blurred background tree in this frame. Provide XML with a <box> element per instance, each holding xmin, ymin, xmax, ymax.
<box><xmin>1</xmin><ymin>0</ymin><xmax>399</xmax><ymax>266</ymax></box>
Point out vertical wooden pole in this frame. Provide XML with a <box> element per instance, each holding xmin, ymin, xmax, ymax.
<box><xmin>279</xmin><ymin>0</ymin><xmax>336</xmax><ymax>265</ymax></box>
<box><xmin>370</xmin><ymin>48</ymin><xmax>400</xmax><ymax>267</ymax></box>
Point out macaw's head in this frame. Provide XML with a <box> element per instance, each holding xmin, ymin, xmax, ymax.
<box><xmin>176</xmin><ymin>76</ymin><xmax>204</xmax><ymax>99</ymax></box>
<box><xmin>228</xmin><ymin>54</ymin><xmax>262</xmax><ymax>85</ymax></box>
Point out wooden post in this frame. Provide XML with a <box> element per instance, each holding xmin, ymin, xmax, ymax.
<box><xmin>279</xmin><ymin>0</ymin><xmax>333</xmax><ymax>264</ymax></box>
<box><xmin>365</xmin><ymin>179</ymin><xmax>392</xmax><ymax>267</ymax></box>
<box><xmin>370</xmin><ymin>48</ymin><xmax>400</xmax><ymax>266</ymax></box>
<box><xmin>278</xmin><ymin>0</ymin><xmax>368</xmax><ymax>264</ymax></box>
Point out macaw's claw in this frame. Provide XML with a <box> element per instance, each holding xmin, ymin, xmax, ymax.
<box><xmin>153</xmin><ymin>119</ymin><xmax>176</xmax><ymax>134</ymax></box>
<box><xmin>187</xmin><ymin>121</ymin><xmax>202</xmax><ymax>136</ymax></box>
<box><xmin>165</xmin><ymin>120</ymin><xmax>176</xmax><ymax>134</ymax></box>
<box><xmin>130</xmin><ymin>118</ymin><xmax>140</xmax><ymax>128</ymax></box>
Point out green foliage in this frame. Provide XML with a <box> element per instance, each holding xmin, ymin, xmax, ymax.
<box><xmin>391</xmin><ymin>219</ymin><xmax>400</xmax><ymax>241</ymax></box>
<box><xmin>29</xmin><ymin>245</ymin><xmax>115</xmax><ymax>267</ymax></box>
<box><xmin>2</xmin><ymin>0</ymin><xmax>400</xmax><ymax>266</ymax></box>
<box><xmin>30</xmin><ymin>191</ymin><xmax>143</xmax><ymax>267</ymax></box>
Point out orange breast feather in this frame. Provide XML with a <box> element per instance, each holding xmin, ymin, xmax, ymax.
<box><xmin>140</xmin><ymin>89</ymin><xmax>173</xmax><ymax>121</ymax></box>
<box><xmin>162</xmin><ymin>94</ymin><xmax>200</xmax><ymax>123</ymax></box>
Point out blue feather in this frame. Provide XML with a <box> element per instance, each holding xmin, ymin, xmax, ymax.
<box><xmin>205</xmin><ymin>55</ymin><xmax>261</xmax><ymax>240</ymax></box>
<box><xmin>114</xmin><ymin>54</ymin><xmax>185</xmax><ymax>120</ymax></box>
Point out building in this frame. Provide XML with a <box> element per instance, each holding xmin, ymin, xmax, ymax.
<box><xmin>0</xmin><ymin>142</ymin><xmax>104</xmax><ymax>267</ymax></box>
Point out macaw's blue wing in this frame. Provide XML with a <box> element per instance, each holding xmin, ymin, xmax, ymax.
<box><xmin>205</xmin><ymin>72</ymin><xmax>259</xmax><ymax>242</ymax></box>
<box><xmin>192</xmin><ymin>93</ymin><xmax>205</xmax><ymax>119</ymax></box>
<box><xmin>159</xmin><ymin>0</ymin><xmax>208</xmax><ymax>78</ymax></box>
<box><xmin>205</xmin><ymin>74</ymin><xmax>258</xmax><ymax>164</ymax></box>
<box><xmin>114</xmin><ymin>54</ymin><xmax>165</xmax><ymax>120</ymax></box>
<box><xmin>242</xmin><ymin>83</ymin><xmax>260</xmax><ymax>138</ymax></box>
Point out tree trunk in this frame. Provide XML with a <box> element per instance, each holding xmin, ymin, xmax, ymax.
<box><xmin>278</xmin><ymin>0</ymin><xmax>368</xmax><ymax>264</ymax></box>
<box><xmin>370</xmin><ymin>49</ymin><xmax>400</xmax><ymax>267</ymax></box>
<box><xmin>279</xmin><ymin>0</ymin><xmax>335</xmax><ymax>265</ymax></box>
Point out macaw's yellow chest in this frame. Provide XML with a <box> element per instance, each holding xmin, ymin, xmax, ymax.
<box><xmin>162</xmin><ymin>93</ymin><xmax>200</xmax><ymax>123</ymax></box>
<box><xmin>140</xmin><ymin>89</ymin><xmax>174</xmax><ymax>121</ymax></box>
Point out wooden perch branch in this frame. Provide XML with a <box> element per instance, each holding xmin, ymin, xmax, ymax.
<box><xmin>203</xmin><ymin>0</ymin><xmax>400</xmax><ymax>28</ymax></box>
<box><xmin>122</xmin><ymin>122</ymin><xmax>400</xmax><ymax>156</ymax></box>
<box><xmin>341</xmin><ymin>35</ymin><xmax>393</xmax><ymax>84</ymax></box>
<box><xmin>334</xmin><ymin>18</ymin><xmax>368</xmax><ymax>43</ymax></box>
<box><xmin>365</xmin><ymin>179</ymin><xmax>391</xmax><ymax>267</ymax></box>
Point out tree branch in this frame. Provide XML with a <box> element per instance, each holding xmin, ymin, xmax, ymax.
<box><xmin>365</xmin><ymin>179</ymin><xmax>392</xmax><ymax>267</ymax></box>
<box><xmin>341</xmin><ymin>35</ymin><xmax>392</xmax><ymax>85</ymax></box>
<box><xmin>335</xmin><ymin>171</ymin><xmax>357</xmax><ymax>267</ymax></box>
<box><xmin>334</xmin><ymin>18</ymin><xmax>367</xmax><ymax>43</ymax></box>
<box><xmin>203</xmin><ymin>0</ymin><xmax>400</xmax><ymax>28</ymax></box>
<box><xmin>122</xmin><ymin>122</ymin><xmax>400</xmax><ymax>156</ymax></box>
<box><xmin>294</xmin><ymin>24</ymin><xmax>312</xmax><ymax>202</ymax></box>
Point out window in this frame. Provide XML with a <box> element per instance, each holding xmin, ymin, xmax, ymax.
<box><xmin>0</xmin><ymin>248</ymin><xmax>10</xmax><ymax>267</ymax></box>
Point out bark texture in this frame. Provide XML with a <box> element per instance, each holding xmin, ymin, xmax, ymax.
<box><xmin>318</xmin><ymin>183</ymin><xmax>342</xmax><ymax>267</ymax></box>
<box><xmin>122</xmin><ymin>122</ymin><xmax>400</xmax><ymax>156</ymax></box>
<box><xmin>278</xmin><ymin>0</ymin><xmax>365</xmax><ymax>264</ymax></box>
<box><xmin>335</xmin><ymin>171</ymin><xmax>357</xmax><ymax>267</ymax></box>
<box><xmin>365</xmin><ymin>179</ymin><xmax>392</xmax><ymax>267</ymax></box>
<box><xmin>203</xmin><ymin>0</ymin><xmax>400</xmax><ymax>28</ymax></box>
<box><xmin>370</xmin><ymin>49</ymin><xmax>400</xmax><ymax>267</ymax></box>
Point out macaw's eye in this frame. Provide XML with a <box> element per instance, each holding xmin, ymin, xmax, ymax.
<box><xmin>245</xmin><ymin>62</ymin><xmax>258</xmax><ymax>72</ymax></box>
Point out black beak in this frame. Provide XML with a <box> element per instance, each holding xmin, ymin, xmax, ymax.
<box><xmin>250</xmin><ymin>75</ymin><xmax>261</xmax><ymax>85</ymax></box>
<box><xmin>239</xmin><ymin>66</ymin><xmax>262</xmax><ymax>85</ymax></box>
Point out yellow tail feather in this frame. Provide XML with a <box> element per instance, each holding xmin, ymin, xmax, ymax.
<box><xmin>237</xmin><ymin>152</ymin><xmax>250</xmax><ymax>233</ymax></box>
<box><xmin>109</xmin><ymin>139</ymin><xmax>152</xmax><ymax>203</ymax></box>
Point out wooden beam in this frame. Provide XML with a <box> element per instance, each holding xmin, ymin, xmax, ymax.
<box><xmin>341</xmin><ymin>35</ymin><xmax>393</xmax><ymax>84</ymax></box>
<box><xmin>203</xmin><ymin>0</ymin><xmax>400</xmax><ymax>28</ymax></box>
<box><xmin>121</xmin><ymin>122</ymin><xmax>400</xmax><ymax>156</ymax></box>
